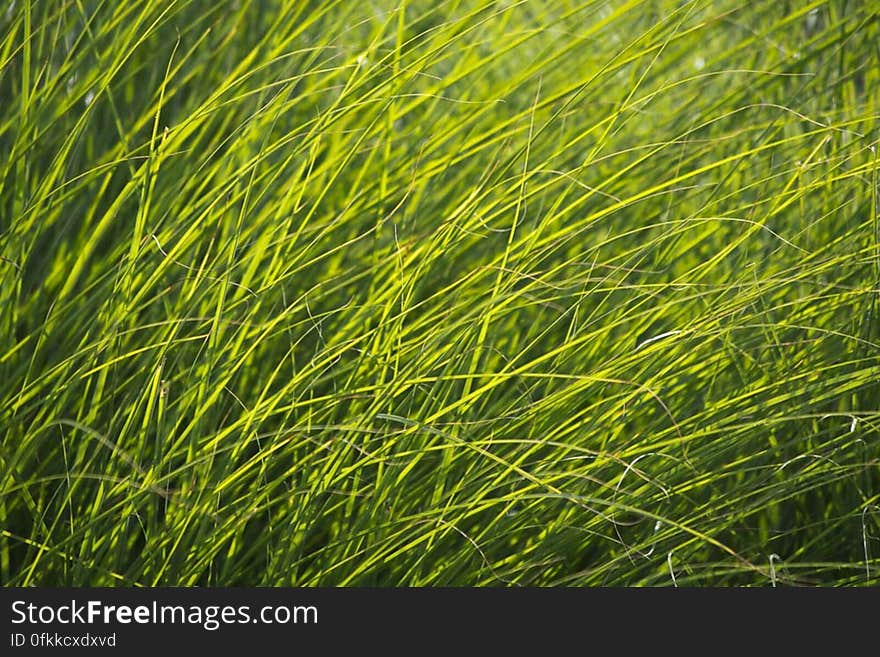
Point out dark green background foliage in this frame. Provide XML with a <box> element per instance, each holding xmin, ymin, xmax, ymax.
<box><xmin>1</xmin><ymin>0</ymin><xmax>879</xmax><ymax>585</ymax></box>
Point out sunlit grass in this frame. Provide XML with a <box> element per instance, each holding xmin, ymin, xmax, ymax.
<box><xmin>1</xmin><ymin>0</ymin><xmax>879</xmax><ymax>586</ymax></box>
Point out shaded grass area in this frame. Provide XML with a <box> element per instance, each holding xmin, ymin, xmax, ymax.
<box><xmin>1</xmin><ymin>0</ymin><xmax>879</xmax><ymax>585</ymax></box>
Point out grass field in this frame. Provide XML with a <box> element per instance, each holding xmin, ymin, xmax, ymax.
<box><xmin>1</xmin><ymin>0</ymin><xmax>879</xmax><ymax>586</ymax></box>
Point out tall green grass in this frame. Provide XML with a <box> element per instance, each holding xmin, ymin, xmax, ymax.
<box><xmin>1</xmin><ymin>0</ymin><xmax>878</xmax><ymax>585</ymax></box>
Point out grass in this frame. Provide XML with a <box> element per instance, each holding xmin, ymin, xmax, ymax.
<box><xmin>1</xmin><ymin>0</ymin><xmax>879</xmax><ymax>586</ymax></box>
